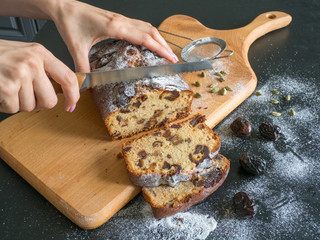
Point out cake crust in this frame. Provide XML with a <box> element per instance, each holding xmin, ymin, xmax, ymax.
<box><xmin>142</xmin><ymin>154</ymin><xmax>230</xmax><ymax>219</ymax></box>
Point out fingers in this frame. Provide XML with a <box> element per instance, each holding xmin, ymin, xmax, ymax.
<box><xmin>140</xmin><ymin>35</ymin><xmax>179</xmax><ymax>63</ymax></box>
<box><xmin>33</xmin><ymin>71</ymin><xmax>58</xmax><ymax>110</ymax></box>
<box><xmin>0</xmin><ymin>82</ymin><xmax>19</xmax><ymax>114</ymax></box>
<box><xmin>18</xmin><ymin>81</ymin><xmax>36</xmax><ymax>112</ymax></box>
<box><xmin>42</xmin><ymin>48</ymin><xmax>80</xmax><ymax>112</ymax></box>
<box><xmin>116</xmin><ymin>18</ymin><xmax>179</xmax><ymax>63</ymax></box>
<box><xmin>0</xmin><ymin>98</ymin><xmax>19</xmax><ymax>114</ymax></box>
<box><xmin>0</xmin><ymin>41</ymin><xmax>78</xmax><ymax>114</ymax></box>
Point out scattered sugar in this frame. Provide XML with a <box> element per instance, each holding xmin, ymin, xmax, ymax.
<box><xmin>93</xmin><ymin>196</ymin><xmax>217</xmax><ymax>240</ymax></box>
<box><xmin>210</xmin><ymin>73</ymin><xmax>320</xmax><ymax>239</ymax></box>
<box><xmin>84</xmin><ymin>73</ymin><xmax>318</xmax><ymax>240</ymax></box>
<box><xmin>141</xmin><ymin>204</ymin><xmax>217</xmax><ymax>240</ymax></box>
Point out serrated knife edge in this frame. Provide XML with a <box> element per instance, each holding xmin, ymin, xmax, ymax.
<box><xmin>80</xmin><ymin>61</ymin><xmax>213</xmax><ymax>90</ymax></box>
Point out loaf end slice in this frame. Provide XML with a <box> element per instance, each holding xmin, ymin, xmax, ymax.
<box><xmin>122</xmin><ymin>114</ymin><xmax>221</xmax><ymax>187</ymax></box>
<box><xmin>142</xmin><ymin>154</ymin><xmax>230</xmax><ymax>219</ymax></box>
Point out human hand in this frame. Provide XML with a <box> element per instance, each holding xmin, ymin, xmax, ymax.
<box><xmin>0</xmin><ymin>40</ymin><xmax>79</xmax><ymax>113</ymax></box>
<box><xmin>50</xmin><ymin>0</ymin><xmax>178</xmax><ymax>72</ymax></box>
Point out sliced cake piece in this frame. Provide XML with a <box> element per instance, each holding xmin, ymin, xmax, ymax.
<box><xmin>142</xmin><ymin>154</ymin><xmax>230</xmax><ymax>219</ymax></box>
<box><xmin>122</xmin><ymin>114</ymin><xmax>221</xmax><ymax>187</ymax></box>
<box><xmin>89</xmin><ymin>40</ymin><xmax>193</xmax><ymax>140</ymax></box>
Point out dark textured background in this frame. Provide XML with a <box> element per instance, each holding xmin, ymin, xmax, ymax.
<box><xmin>1</xmin><ymin>0</ymin><xmax>319</xmax><ymax>239</ymax></box>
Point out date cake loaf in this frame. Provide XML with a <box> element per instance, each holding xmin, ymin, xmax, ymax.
<box><xmin>89</xmin><ymin>40</ymin><xmax>194</xmax><ymax>140</ymax></box>
<box><xmin>142</xmin><ymin>154</ymin><xmax>230</xmax><ymax>219</ymax></box>
<box><xmin>122</xmin><ymin>114</ymin><xmax>221</xmax><ymax>187</ymax></box>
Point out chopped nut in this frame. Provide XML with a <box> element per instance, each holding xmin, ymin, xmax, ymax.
<box><xmin>194</xmin><ymin>92</ymin><xmax>202</xmax><ymax>98</ymax></box>
<box><xmin>210</xmin><ymin>88</ymin><xmax>219</xmax><ymax>93</ymax></box>
<box><xmin>208</xmin><ymin>83</ymin><xmax>218</xmax><ymax>88</ymax></box>
<box><xmin>193</xmin><ymin>81</ymin><xmax>202</xmax><ymax>87</ymax></box>
<box><xmin>285</xmin><ymin>95</ymin><xmax>291</xmax><ymax>101</ymax></box>
<box><xmin>220</xmin><ymin>88</ymin><xmax>227</xmax><ymax>95</ymax></box>
<box><xmin>225</xmin><ymin>86</ymin><xmax>233</xmax><ymax>91</ymax></box>
<box><xmin>200</xmin><ymin>72</ymin><xmax>206</xmax><ymax>77</ymax></box>
<box><xmin>270</xmin><ymin>99</ymin><xmax>280</xmax><ymax>104</ymax></box>
<box><xmin>289</xmin><ymin>108</ymin><xmax>296</xmax><ymax>116</ymax></box>
<box><xmin>214</xmin><ymin>72</ymin><xmax>225</xmax><ymax>82</ymax></box>
<box><xmin>271</xmin><ymin>112</ymin><xmax>282</xmax><ymax>117</ymax></box>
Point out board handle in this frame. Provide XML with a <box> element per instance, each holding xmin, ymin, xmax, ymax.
<box><xmin>239</xmin><ymin>11</ymin><xmax>292</xmax><ymax>53</ymax></box>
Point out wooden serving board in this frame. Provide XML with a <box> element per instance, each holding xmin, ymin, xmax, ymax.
<box><xmin>0</xmin><ymin>12</ymin><xmax>291</xmax><ymax>229</ymax></box>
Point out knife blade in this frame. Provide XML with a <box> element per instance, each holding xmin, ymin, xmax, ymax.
<box><xmin>78</xmin><ymin>61</ymin><xmax>213</xmax><ymax>90</ymax></box>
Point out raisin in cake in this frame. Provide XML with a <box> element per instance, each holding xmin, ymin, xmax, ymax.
<box><xmin>142</xmin><ymin>154</ymin><xmax>230</xmax><ymax>219</ymax></box>
<box><xmin>122</xmin><ymin>114</ymin><xmax>221</xmax><ymax>187</ymax></box>
<box><xmin>89</xmin><ymin>40</ymin><xmax>193</xmax><ymax>140</ymax></box>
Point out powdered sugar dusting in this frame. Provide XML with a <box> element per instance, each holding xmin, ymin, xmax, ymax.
<box><xmin>90</xmin><ymin>73</ymin><xmax>318</xmax><ymax>239</ymax></box>
<box><xmin>191</xmin><ymin>58</ymin><xmax>233</xmax><ymax>110</ymax></box>
<box><xmin>104</xmin><ymin>198</ymin><xmax>217</xmax><ymax>240</ymax></box>
<box><xmin>208</xmin><ymin>73</ymin><xmax>320</xmax><ymax>239</ymax></box>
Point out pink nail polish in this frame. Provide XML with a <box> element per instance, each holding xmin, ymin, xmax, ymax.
<box><xmin>170</xmin><ymin>52</ymin><xmax>179</xmax><ymax>62</ymax></box>
<box><xmin>69</xmin><ymin>104</ymin><xmax>76</xmax><ymax>112</ymax></box>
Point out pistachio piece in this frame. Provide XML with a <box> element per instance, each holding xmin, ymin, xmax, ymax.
<box><xmin>214</xmin><ymin>72</ymin><xmax>225</xmax><ymax>82</ymax></box>
<box><xmin>200</xmin><ymin>72</ymin><xmax>206</xmax><ymax>77</ymax></box>
<box><xmin>210</xmin><ymin>88</ymin><xmax>219</xmax><ymax>93</ymax></box>
<box><xmin>289</xmin><ymin>109</ymin><xmax>296</xmax><ymax>116</ymax></box>
<box><xmin>285</xmin><ymin>95</ymin><xmax>291</xmax><ymax>101</ymax></box>
<box><xmin>225</xmin><ymin>86</ymin><xmax>233</xmax><ymax>91</ymax></box>
<box><xmin>194</xmin><ymin>93</ymin><xmax>202</xmax><ymax>98</ymax></box>
<box><xmin>194</xmin><ymin>81</ymin><xmax>202</xmax><ymax>87</ymax></box>
<box><xmin>270</xmin><ymin>99</ymin><xmax>280</xmax><ymax>104</ymax></box>
<box><xmin>208</xmin><ymin>83</ymin><xmax>218</xmax><ymax>88</ymax></box>
<box><xmin>272</xmin><ymin>112</ymin><xmax>282</xmax><ymax>117</ymax></box>
<box><xmin>220</xmin><ymin>88</ymin><xmax>227</xmax><ymax>95</ymax></box>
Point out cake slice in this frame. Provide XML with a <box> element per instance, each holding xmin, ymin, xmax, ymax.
<box><xmin>122</xmin><ymin>114</ymin><xmax>221</xmax><ymax>187</ymax></box>
<box><xmin>89</xmin><ymin>40</ymin><xmax>193</xmax><ymax>140</ymax></box>
<box><xmin>142</xmin><ymin>154</ymin><xmax>230</xmax><ymax>219</ymax></box>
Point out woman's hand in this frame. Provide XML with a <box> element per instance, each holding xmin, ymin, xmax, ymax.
<box><xmin>0</xmin><ymin>40</ymin><xmax>79</xmax><ymax>113</ymax></box>
<box><xmin>50</xmin><ymin>1</ymin><xmax>178</xmax><ymax>72</ymax></box>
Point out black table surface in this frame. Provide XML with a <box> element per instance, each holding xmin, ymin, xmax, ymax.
<box><xmin>1</xmin><ymin>0</ymin><xmax>319</xmax><ymax>239</ymax></box>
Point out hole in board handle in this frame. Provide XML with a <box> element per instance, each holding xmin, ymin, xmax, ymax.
<box><xmin>266</xmin><ymin>13</ymin><xmax>277</xmax><ymax>19</ymax></box>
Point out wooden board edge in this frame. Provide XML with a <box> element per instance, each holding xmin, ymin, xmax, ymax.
<box><xmin>0</xmin><ymin>145</ymin><xmax>140</xmax><ymax>229</ymax></box>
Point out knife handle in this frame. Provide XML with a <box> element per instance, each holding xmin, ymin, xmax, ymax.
<box><xmin>50</xmin><ymin>73</ymin><xmax>86</xmax><ymax>94</ymax></box>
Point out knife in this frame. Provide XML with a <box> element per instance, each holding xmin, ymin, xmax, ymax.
<box><xmin>74</xmin><ymin>60</ymin><xmax>213</xmax><ymax>91</ymax></box>
<box><xmin>52</xmin><ymin>60</ymin><xmax>213</xmax><ymax>93</ymax></box>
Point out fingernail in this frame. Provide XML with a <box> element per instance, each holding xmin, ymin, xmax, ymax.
<box><xmin>69</xmin><ymin>104</ymin><xmax>76</xmax><ymax>113</ymax></box>
<box><xmin>169</xmin><ymin>52</ymin><xmax>179</xmax><ymax>62</ymax></box>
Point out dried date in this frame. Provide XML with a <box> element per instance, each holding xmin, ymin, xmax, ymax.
<box><xmin>138</xmin><ymin>150</ymin><xmax>147</xmax><ymax>159</ymax></box>
<box><xmin>233</xmin><ymin>192</ymin><xmax>255</xmax><ymax>219</ymax></box>
<box><xmin>152</xmin><ymin>141</ymin><xmax>163</xmax><ymax>147</ymax></box>
<box><xmin>239</xmin><ymin>152</ymin><xmax>266</xmax><ymax>175</ymax></box>
<box><xmin>259</xmin><ymin>122</ymin><xmax>281</xmax><ymax>141</ymax></box>
<box><xmin>230</xmin><ymin>117</ymin><xmax>252</xmax><ymax>137</ymax></box>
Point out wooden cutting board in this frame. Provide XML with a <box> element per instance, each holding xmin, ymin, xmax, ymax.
<box><xmin>0</xmin><ymin>12</ymin><xmax>291</xmax><ymax>229</ymax></box>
